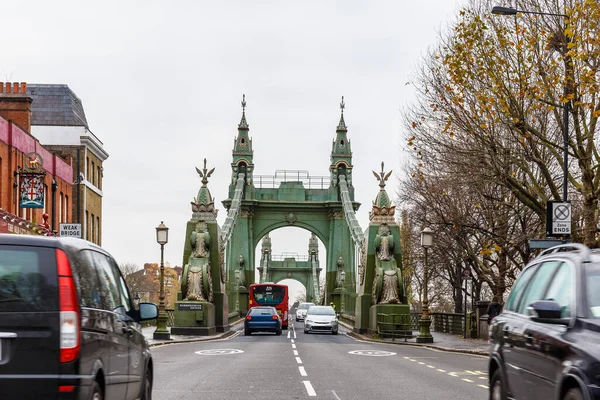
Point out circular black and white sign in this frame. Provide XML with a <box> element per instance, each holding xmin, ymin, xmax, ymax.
<box><xmin>348</xmin><ymin>350</ymin><xmax>396</xmax><ymax>357</ymax></box>
<box><xmin>195</xmin><ymin>349</ymin><xmax>244</xmax><ymax>355</ymax></box>
<box><xmin>554</xmin><ymin>205</ymin><xmax>570</xmax><ymax>220</ymax></box>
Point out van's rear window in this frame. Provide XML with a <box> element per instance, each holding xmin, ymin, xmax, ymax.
<box><xmin>0</xmin><ymin>246</ymin><xmax>58</xmax><ymax>312</ymax></box>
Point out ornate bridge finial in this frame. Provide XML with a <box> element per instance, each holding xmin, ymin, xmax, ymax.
<box><xmin>373</xmin><ymin>161</ymin><xmax>392</xmax><ymax>190</ymax></box>
<box><xmin>238</xmin><ymin>94</ymin><xmax>249</xmax><ymax>129</ymax></box>
<box><xmin>337</xmin><ymin>96</ymin><xmax>347</xmax><ymax>131</ymax></box>
<box><xmin>195</xmin><ymin>158</ymin><xmax>215</xmax><ymax>186</ymax></box>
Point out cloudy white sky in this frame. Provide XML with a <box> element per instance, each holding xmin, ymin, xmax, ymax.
<box><xmin>2</xmin><ymin>0</ymin><xmax>468</xmax><ymax>296</ymax></box>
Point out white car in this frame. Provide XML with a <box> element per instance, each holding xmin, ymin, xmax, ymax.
<box><xmin>295</xmin><ymin>302</ymin><xmax>315</xmax><ymax>321</ymax></box>
<box><xmin>303</xmin><ymin>305</ymin><xmax>339</xmax><ymax>335</ymax></box>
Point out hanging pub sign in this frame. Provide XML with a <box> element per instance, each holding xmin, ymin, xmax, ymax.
<box><xmin>19</xmin><ymin>152</ymin><xmax>46</xmax><ymax>209</ymax></box>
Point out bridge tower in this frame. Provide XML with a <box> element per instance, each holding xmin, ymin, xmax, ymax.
<box><xmin>223</xmin><ymin>95</ymin><xmax>360</xmax><ymax>321</ymax></box>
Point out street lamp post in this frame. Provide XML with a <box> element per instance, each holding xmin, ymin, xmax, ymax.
<box><xmin>339</xmin><ymin>270</ymin><xmax>346</xmax><ymax>314</ymax></box>
<box><xmin>417</xmin><ymin>227</ymin><xmax>434</xmax><ymax>343</ymax></box>
<box><xmin>492</xmin><ymin>5</ymin><xmax>570</xmax><ymax>203</ymax></box>
<box><xmin>235</xmin><ymin>269</ymin><xmax>240</xmax><ymax>314</ymax></box>
<box><xmin>153</xmin><ymin>221</ymin><xmax>170</xmax><ymax>340</ymax></box>
<box><xmin>462</xmin><ymin>269</ymin><xmax>472</xmax><ymax>338</ymax></box>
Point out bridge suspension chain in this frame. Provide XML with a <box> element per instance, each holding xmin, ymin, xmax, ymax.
<box><xmin>338</xmin><ymin>175</ymin><xmax>365</xmax><ymax>247</ymax></box>
<box><xmin>220</xmin><ymin>173</ymin><xmax>245</xmax><ymax>246</ymax></box>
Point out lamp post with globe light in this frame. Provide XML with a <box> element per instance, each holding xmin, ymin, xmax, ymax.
<box><xmin>153</xmin><ymin>221</ymin><xmax>170</xmax><ymax>340</ymax></box>
<box><xmin>417</xmin><ymin>227</ymin><xmax>434</xmax><ymax>343</ymax></box>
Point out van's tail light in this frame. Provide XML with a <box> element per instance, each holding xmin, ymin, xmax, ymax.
<box><xmin>246</xmin><ymin>315</ymin><xmax>252</xmax><ymax>320</ymax></box>
<box><xmin>272</xmin><ymin>315</ymin><xmax>279</xmax><ymax>320</ymax></box>
<box><xmin>57</xmin><ymin>249</ymin><xmax>80</xmax><ymax>363</ymax></box>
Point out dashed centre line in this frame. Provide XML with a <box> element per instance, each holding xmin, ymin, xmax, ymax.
<box><xmin>299</xmin><ymin>366</ymin><xmax>307</xmax><ymax>376</ymax></box>
<box><xmin>293</xmin><ymin>350</ymin><xmax>299</xmax><ymax>356</ymax></box>
<box><xmin>303</xmin><ymin>381</ymin><xmax>317</xmax><ymax>397</ymax></box>
<box><xmin>296</xmin><ymin>357</ymin><xmax>303</xmax><ymax>364</ymax></box>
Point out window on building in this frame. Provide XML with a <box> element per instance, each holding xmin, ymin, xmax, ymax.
<box><xmin>97</xmin><ymin>216</ymin><xmax>100</xmax><ymax>244</ymax></box>
<box><xmin>97</xmin><ymin>166</ymin><xmax>102</xmax><ymax>190</ymax></box>
<box><xmin>64</xmin><ymin>195</ymin><xmax>68</xmax><ymax>222</ymax></box>
<box><xmin>59</xmin><ymin>193</ymin><xmax>63</xmax><ymax>223</ymax></box>
<box><xmin>85</xmin><ymin>210</ymin><xmax>89</xmax><ymax>240</ymax></box>
<box><xmin>91</xmin><ymin>161</ymin><xmax>95</xmax><ymax>186</ymax></box>
<box><xmin>86</xmin><ymin>156</ymin><xmax>90</xmax><ymax>182</ymax></box>
<box><xmin>91</xmin><ymin>214</ymin><xmax>95</xmax><ymax>243</ymax></box>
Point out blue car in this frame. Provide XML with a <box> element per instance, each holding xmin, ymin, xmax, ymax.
<box><xmin>244</xmin><ymin>306</ymin><xmax>282</xmax><ymax>335</ymax></box>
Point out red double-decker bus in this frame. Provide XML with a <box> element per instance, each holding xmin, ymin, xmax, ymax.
<box><xmin>248</xmin><ymin>283</ymin><xmax>289</xmax><ymax>329</ymax></box>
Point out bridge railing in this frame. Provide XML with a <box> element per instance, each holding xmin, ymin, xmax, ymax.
<box><xmin>376</xmin><ymin>313</ymin><xmax>415</xmax><ymax>340</ymax></box>
<box><xmin>271</xmin><ymin>254</ymin><xmax>310</xmax><ymax>261</ymax></box>
<box><xmin>253</xmin><ymin>170</ymin><xmax>330</xmax><ymax>189</ymax></box>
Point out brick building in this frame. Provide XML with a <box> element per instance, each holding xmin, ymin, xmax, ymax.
<box><xmin>0</xmin><ymin>82</ymin><xmax>73</xmax><ymax>234</ymax></box>
<box><xmin>26</xmin><ymin>84</ymin><xmax>109</xmax><ymax>245</ymax></box>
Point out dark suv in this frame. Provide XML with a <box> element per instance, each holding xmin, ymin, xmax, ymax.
<box><xmin>488</xmin><ymin>243</ymin><xmax>600</xmax><ymax>400</ymax></box>
<box><xmin>0</xmin><ymin>235</ymin><xmax>158</xmax><ymax>400</ymax></box>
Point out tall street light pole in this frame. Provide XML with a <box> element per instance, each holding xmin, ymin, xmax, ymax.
<box><xmin>492</xmin><ymin>6</ymin><xmax>570</xmax><ymax>202</ymax></box>
<box><xmin>417</xmin><ymin>227</ymin><xmax>434</xmax><ymax>343</ymax></box>
<box><xmin>153</xmin><ymin>221</ymin><xmax>170</xmax><ymax>340</ymax></box>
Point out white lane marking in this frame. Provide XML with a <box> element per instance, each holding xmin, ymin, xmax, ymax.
<box><xmin>479</xmin><ymin>384</ymin><xmax>489</xmax><ymax>389</ymax></box>
<box><xmin>296</xmin><ymin>357</ymin><xmax>303</xmax><ymax>364</ymax></box>
<box><xmin>194</xmin><ymin>349</ymin><xmax>244</xmax><ymax>355</ymax></box>
<box><xmin>462</xmin><ymin>378</ymin><xmax>474</xmax><ymax>383</ymax></box>
<box><xmin>348</xmin><ymin>350</ymin><xmax>396</xmax><ymax>357</ymax></box>
<box><xmin>291</xmin><ymin>339</ymin><xmax>295</xmax><ymax>343</ymax></box>
<box><xmin>287</xmin><ymin>330</ymin><xmax>291</xmax><ymax>339</ymax></box>
<box><xmin>437</xmin><ymin>369</ymin><xmax>446</xmax><ymax>372</ymax></box>
<box><xmin>294</xmin><ymin>330</ymin><xmax>297</xmax><ymax>339</ymax></box>
<box><xmin>299</xmin><ymin>366</ymin><xmax>307</xmax><ymax>376</ymax></box>
<box><xmin>293</xmin><ymin>350</ymin><xmax>299</xmax><ymax>356</ymax></box>
<box><xmin>332</xmin><ymin>390</ymin><xmax>341</xmax><ymax>400</ymax></box>
<box><xmin>303</xmin><ymin>381</ymin><xmax>316</xmax><ymax>397</ymax></box>
<box><xmin>292</xmin><ymin>344</ymin><xmax>297</xmax><ymax>349</ymax></box>
<box><xmin>427</xmin><ymin>365</ymin><xmax>435</xmax><ymax>369</ymax></box>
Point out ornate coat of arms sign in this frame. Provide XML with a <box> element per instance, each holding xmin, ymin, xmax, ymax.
<box><xmin>19</xmin><ymin>152</ymin><xmax>46</xmax><ymax>209</ymax></box>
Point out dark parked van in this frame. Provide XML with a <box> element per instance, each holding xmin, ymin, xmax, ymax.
<box><xmin>0</xmin><ymin>235</ymin><xmax>158</xmax><ymax>400</ymax></box>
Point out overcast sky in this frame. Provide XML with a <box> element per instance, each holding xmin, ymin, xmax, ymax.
<box><xmin>2</xmin><ymin>0</ymin><xmax>467</xmax><ymax>297</ymax></box>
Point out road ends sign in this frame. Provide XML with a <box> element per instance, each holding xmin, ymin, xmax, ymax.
<box><xmin>59</xmin><ymin>223</ymin><xmax>82</xmax><ymax>238</ymax></box>
<box><xmin>546</xmin><ymin>201</ymin><xmax>571</xmax><ymax>237</ymax></box>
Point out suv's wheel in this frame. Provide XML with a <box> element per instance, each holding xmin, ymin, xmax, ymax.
<box><xmin>141</xmin><ymin>366</ymin><xmax>153</xmax><ymax>400</ymax></box>
<box><xmin>489</xmin><ymin>369</ymin><xmax>507</xmax><ymax>400</ymax></box>
<box><xmin>563</xmin><ymin>387</ymin><xmax>583</xmax><ymax>400</ymax></box>
<box><xmin>90</xmin><ymin>380</ymin><xmax>103</xmax><ymax>400</ymax></box>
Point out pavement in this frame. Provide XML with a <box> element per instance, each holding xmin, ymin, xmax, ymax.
<box><xmin>142</xmin><ymin>320</ymin><xmax>490</xmax><ymax>355</ymax></box>
<box><xmin>343</xmin><ymin>323</ymin><xmax>490</xmax><ymax>356</ymax></box>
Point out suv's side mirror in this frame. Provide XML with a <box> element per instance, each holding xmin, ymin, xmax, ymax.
<box><xmin>139</xmin><ymin>302</ymin><xmax>159</xmax><ymax>321</ymax></box>
<box><xmin>528</xmin><ymin>300</ymin><xmax>568</xmax><ymax>325</ymax></box>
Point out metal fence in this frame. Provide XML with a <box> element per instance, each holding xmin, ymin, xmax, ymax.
<box><xmin>376</xmin><ymin>313</ymin><xmax>415</xmax><ymax>340</ymax></box>
<box><xmin>143</xmin><ymin>309</ymin><xmax>175</xmax><ymax>327</ymax></box>
<box><xmin>253</xmin><ymin>170</ymin><xmax>330</xmax><ymax>189</ymax></box>
<box><xmin>430</xmin><ymin>312</ymin><xmax>464</xmax><ymax>335</ymax></box>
